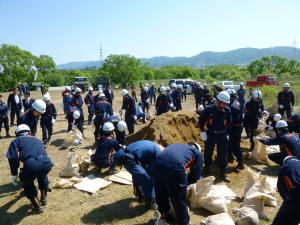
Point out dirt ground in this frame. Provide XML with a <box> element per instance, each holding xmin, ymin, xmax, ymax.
<box><xmin>0</xmin><ymin>90</ymin><xmax>280</xmax><ymax>225</ymax></box>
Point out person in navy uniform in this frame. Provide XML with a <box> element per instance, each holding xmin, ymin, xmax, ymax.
<box><xmin>141</xmin><ymin>86</ymin><xmax>150</xmax><ymax>113</ymax></box>
<box><xmin>156</xmin><ymin>86</ymin><xmax>173</xmax><ymax>116</ymax></box>
<box><xmin>277</xmin><ymin>83</ymin><xmax>295</xmax><ymax>118</ymax></box>
<box><xmin>112</xmin><ymin>140</ymin><xmax>162</xmax><ymax>209</ymax></box>
<box><xmin>287</xmin><ymin>114</ymin><xmax>300</xmax><ymax>138</ymax></box>
<box><xmin>201</xmin><ymin>84</ymin><xmax>210</xmax><ymax>106</ymax></box>
<box><xmin>149</xmin><ymin>83</ymin><xmax>157</xmax><ymax>105</ymax></box>
<box><xmin>105</xmin><ymin>115</ymin><xmax>127</xmax><ymax>145</ymax></box>
<box><xmin>0</xmin><ymin>95</ymin><xmax>10</xmax><ymax>138</ymax></box>
<box><xmin>271</xmin><ymin>156</ymin><xmax>300</xmax><ymax>225</ymax></box>
<box><xmin>103</xmin><ymin>84</ymin><xmax>114</xmax><ymax>106</ymax></box>
<box><xmin>6</xmin><ymin>124</ymin><xmax>53</xmax><ymax>213</ymax></box>
<box><xmin>153</xmin><ymin>143</ymin><xmax>203</xmax><ymax>225</ymax></box>
<box><xmin>227</xmin><ymin>89</ymin><xmax>244</xmax><ymax>170</ymax></box>
<box><xmin>120</xmin><ymin>89</ymin><xmax>136</xmax><ymax>134</ymax></box>
<box><xmin>7</xmin><ymin>87</ymin><xmax>22</xmax><ymax>125</ymax></box>
<box><xmin>19</xmin><ymin>99</ymin><xmax>46</xmax><ymax>136</ymax></box>
<box><xmin>91</xmin><ymin>122</ymin><xmax>121</xmax><ymax>172</ymax></box>
<box><xmin>22</xmin><ymin>92</ymin><xmax>35</xmax><ymax>112</ymax></box>
<box><xmin>40</xmin><ymin>94</ymin><xmax>57</xmax><ymax>145</ymax></box>
<box><xmin>259</xmin><ymin>120</ymin><xmax>300</xmax><ymax>165</ymax></box>
<box><xmin>66</xmin><ymin>107</ymin><xmax>82</xmax><ymax>133</ymax></box>
<box><xmin>171</xmin><ymin>84</ymin><xmax>182</xmax><ymax>111</ymax></box>
<box><xmin>62</xmin><ymin>87</ymin><xmax>71</xmax><ymax>115</ymax></box>
<box><xmin>70</xmin><ymin>87</ymin><xmax>84</xmax><ymax>135</ymax></box>
<box><xmin>237</xmin><ymin>82</ymin><xmax>246</xmax><ymax>113</ymax></box>
<box><xmin>199</xmin><ymin>91</ymin><xmax>232</xmax><ymax>182</ymax></box>
<box><xmin>243</xmin><ymin>90</ymin><xmax>264</xmax><ymax>151</ymax></box>
<box><xmin>194</xmin><ymin>82</ymin><xmax>202</xmax><ymax>111</ymax></box>
<box><xmin>84</xmin><ymin>87</ymin><xmax>95</xmax><ymax>125</ymax></box>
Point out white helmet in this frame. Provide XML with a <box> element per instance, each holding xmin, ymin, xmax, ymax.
<box><xmin>283</xmin><ymin>83</ymin><xmax>291</xmax><ymax>88</ymax></box>
<box><xmin>98</xmin><ymin>89</ymin><xmax>104</xmax><ymax>95</ymax></box>
<box><xmin>191</xmin><ymin>142</ymin><xmax>201</xmax><ymax>151</ymax></box>
<box><xmin>252</xmin><ymin>90</ymin><xmax>262</xmax><ymax>99</ymax></box>
<box><xmin>15</xmin><ymin>124</ymin><xmax>31</xmax><ymax>135</ymax></box>
<box><xmin>160</xmin><ymin>83</ymin><xmax>164</xmax><ymax>86</ymax></box>
<box><xmin>160</xmin><ymin>86</ymin><xmax>166</xmax><ymax>93</ymax></box>
<box><xmin>197</xmin><ymin>104</ymin><xmax>204</xmax><ymax>112</ymax></box>
<box><xmin>103</xmin><ymin>122</ymin><xmax>115</xmax><ymax>132</ymax></box>
<box><xmin>75</xmin><ymin>87</ymin><xmax>82</xmax><ymax>93</ymax></box>
<box><xmin>99</xmin><ymin>93</ymin><xmax>106</xmax><ymax>98</ymax></box>
<box><xmin>274</xmin><ymin>113</ymin><xmax>282</xmax><ymax>122</ymax></box>
<box><xmin>216</xmin><ymin>91</ymin><xmax>230</xmax><ymax>104</ymax></box>
<box><xmin>145</xmin><ymin>83</ymin><xmax>149</xmax><ymax>87</ymax></box>
<box><xmin>171</xmin><ymin>83</ymin><xmax>177</xmax><ymax>88</ymax></box>
<box><xmin>166</xmin><ymin>86</ymin><xmax>170</xmax><ymax>91</ymax></box>
<box><xmin>144</xmin><ymin>87</ymin><xmax>149</xmax><ymax>92</ymax></box>
<box><xmin>73</xmin><ymin>111</ymin><xmax>80</xmax><ymax>119</ymax></box>
<box><xmin>32</xmin><ymin>99</ymin><xmax>46</xmax><ymax>113</ymax></box>
<box><xmin>204</xmin><ymin>83</ymin><xmax>207</xmax><ymax>87</ymax></box>
<box><xmin>152</xmin><ymin>82</ymin><xmax>155</xmax><ymax>85</ymax></box>
<box><xmin>226</xmin><ymin>88</ymin><xmax>236</xmax><ymax>95</ymax></box>
<box><xmin>121</xmin><ymin>89</ymin><xmax>129</xmax><ymax>96</ymax></box>
<box><xmin>240</xmin><ymin>82</ymin><xmax>245</xmax><ymax>86</ymax></box>
<box><xmin>88</xmin><ymin>87</ymin><xmax>94</xmax><ymax>91</ymax></box>
<box><xmin>177</xmin><ymin>84</ymin><xmax>183</xmax><ymax>89</ymax></box>
<box><xmin>212</xmin><ymin>82</ymin><xmax>217</xmax><ymax>86</ymax></box>
<box><xmin>43</xmin><ymin>94</ymin><xmax>51</xmax><ymax>101</ymax></box>
<box><xmin>117</xmin><ymin>121</ymin><xmax>127</xmax><ymax>132</ymax></box>
<box><xmin>65</xmin><ymin>86</ymin><xmax>71</xmax><ymax>91</ymax></box>
<box><xmin>276</xmin><ymin>120</ymin><xmax>288</xmax><ymax>128</ymax></box>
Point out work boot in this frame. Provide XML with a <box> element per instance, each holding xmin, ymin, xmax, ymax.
<box><xmin>134</xmin><ymin>186</ymin><xmax>144</xmax><ymax>202</ymax></box>
<box><xmin>47</xmin><ymin>136</ymin><xmax>51</xmax><ymax>143</ymax></box>
<box><xmin>219</xmin><ymin>173</ymin><xmax>230</xmax><ymax>183</ymax></box>
<box><xmin>227</xmin><ymin>153</ymin><xmax>234</xmax><ymax>163</ymax></box>
<box><xmin>236</xmin><ymin>162</ymin><xmax>245</xmax><ymax>170</ymax></box>
<box><xmin>40</xmin><ymin>189</ymin><xmax>48</xmax><ymax>206</ymax></box>
<box><xmin>6</xmin><ymin>133</ymin><xmax>11</xmax><ymax>138</ymax></box>
<box><xmin>145</xmin><ymin>198</ymin><xmax>158</xmax><ymax>210</ymax></box>
<box><xmin>30</xmin><ymin>197</ymin><xmax>44</xmax><ymax>213</ymax></box>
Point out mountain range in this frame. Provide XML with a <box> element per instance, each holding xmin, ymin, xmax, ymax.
<box><xmin>57</xmin><ymin>46</ymin><xmax>300</xmax><ymax>70</ymax></box>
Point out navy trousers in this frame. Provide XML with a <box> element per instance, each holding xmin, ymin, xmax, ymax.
<box><xmin>41</xmin><ymin>118</ymin><xmax>53</xmax><ymax>142</ymax></box>
<box><xmin>125</xmin><ymin>114</ymin><xmax>135</xmax><ymax>134</ymax></box>
<box><xmin>228</xmin><ymin>127</ymin><xmax>243</xmax><ymax>163</ymax></box>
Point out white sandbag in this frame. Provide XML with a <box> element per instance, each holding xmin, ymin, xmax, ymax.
<box><xmin>188</xmin><ymin>176</ymin><xmax>215</xmax><ymax>208</ymax></box>
<box><xmin>199</xmin><ymin>185</ymin><xmax>228</xmax><ymax>214</ymax></box>
<box><xmin>232</xmin><ymin>206</ymin><xmax>259</xmax><ymax>225</ymax></box>
<box><xmin>266</xmin><ymin>145</ymin><xmax>280</xmax><ymax>154</ymax></box>
<box><xmin>260</xmin><ymin>176</ymin><xmax>277</xmax><ymax>207</ymax></box>
<box><xmin>53</xmin><ymin>178</ymin><xmax>74</xmax><ymax>189</ymax></box>
<box><xmin>59</xmin><ymin>152</ymin><xmax>81</xmax><ymax>178</ymax></box>
<box><xmin>201</xmin><ymin>213</ymin><xmax>235</xmax><ymax>225</ymax></box>
<box><xmin>108</xmin><ymin>170</ymin><xmax>133</xmax><ymax>185</ymax></box>
<box><xmin>244</xmin><ymin>168</ymin><xmax>261</xmax><ymax>196</ymax></box>
<box><xmin>214</xmin><ymin>183</ymin><xmax>237</xmax><ymax>201</ymax></box>
<box><xmin>252</xmin><ymin>140</ymin><xmax>268</xmax><ymax>163</ymax></box>
<box><xmin>62</xmin><ymin>131</ymin><xmax>76</xmax><ymax>148</ymax></box>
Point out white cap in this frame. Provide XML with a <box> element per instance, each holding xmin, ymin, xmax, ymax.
<box><xmin>15</xmin><ymin>124</ymin><xmax>30</xmax><ymax>134</ymax></box>
<box><xmin>276</xmin><ymin>120</ymin><xmax>288</xmax><ymax>128</ymax></box>
<box><xmin>103</xmin><ymin>122</ymin><xmax>115</xmax><ymax>132</ymax></box>
<box><xmin>160</xmin><ymin>86</ymin><xmax>166</xmax><ymax>92</ymax></box>
<box><xmin>145</xmin><ymin>83</ymin><xmax>149</xmax><ymax>87</ymax></box>
<box><xmin>284</xmin><ymin>83</ymin><xmax>291</xmax><ymax>88</ymax></box>
<box><xmin>88</xmin><ymin>87</ymin><xmax>94</xmax><ymax>91</ymax></box>
<box><xmin>240</xmin><ymin>82</ymin><xmax>245</xmax><ymax>86</ymax></box>
<box><xmin>117</xmin><ymin>121</ymin><xmax>127</xmax><ymax>132</ymax></box>
<box><xmin>75</xmin><ymin>87</ymin><xmax>82</xmax><ymax>93</ymax></box>
<box><xmin>73</xmin><ymin>111</ymin><xmax>80</xmax><ymax>119</ymax></box>
<box><xmin>152</xmin><ymin>82</ymin><xmax>155</xmax><ymax>85</ymax></box>
<box><xmin>274</xmin><ymin>113</ymin><xmax>282</xmax><ymax>122</ymax></box>
<box><xmin>216</xmin><ymin>91</ymin><xmax>230</xmax><ymax>104</ymax></box>
<box><xmin>32</xmin><ymin>99</ymin><xmax>46</xmax><ymax>113</ymax></box>
<box><xmin>253</xmin><ymin>90</ymin><xmax>262</xmax><ymax>99</ymax></box>
<box><xmin>121</xmin><ymin>89</ymin><xmax>129</xmax><ymax>96</ymax></box>
<box><xmin>43</xmin><ymin>94</ymin><xmax>51</xmax><ymax>101</ymax></box>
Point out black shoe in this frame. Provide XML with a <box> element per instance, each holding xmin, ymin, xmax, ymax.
<box><xmin>236</xmin><ymin>162</ymin><xmax>245</xmax><ymax>170</ymax></box>
<box><xmin>219</xmin><ymin>174</ymin><xmax>230</xmax><ymax>183</ymax></box>
<box><xmin>40</xmin><ymin>190</ymin><xmax>48</xmax><ymax>206</ymax></box>
<box><xmin>6</xmin><ymin>134</ymin><xmax>11</xmax><ymax>138</ymax></box>
<box><xmin>30</xmin><ymin>198</ymin><xmax>44</xmax><ymax>213</ymax></box>
<box><xmin>47</xmin><ymin>136</ymin><xmax>51</xmax><ymax>143</ymax></box>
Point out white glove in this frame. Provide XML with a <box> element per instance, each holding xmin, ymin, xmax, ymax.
<box><xmin>72</xmin><ymin>125</ymin><xmax>77</xmax><ymax>130</ymax></box>
<box><xmin>169</xmin><ymin>103</ymin><xmax>174</xmax><ymax>108</ymax></box>
<box><xmin>52</xmin><ymin>119</ymin><xmax>56</xmax><ymax>124</ymax></box>
<box><xmin>226</xmin><ymin>135</ymin><xmax>229</xmax><ymax>140</ymax></box>
<box><xmin>146</xmin><ymin>99</ymin><xmax>150</xmax><ymax>104</ymax></box>
<box><xmin>173</xmin><ymin>106</ymin><xmax>176</xmax><ymax>111</ymax></box>
<box><xmin>20</xmin><ymin>109</ymin><xmax>24</xmax><ymax>115</ymax></box>
<box><xmin>86</xmin><ymin>104</ymin><xmax>90</xmax><ymax>107</ymax></box>
<box><xmin>10</xmin><ymin>175</ymin><xmax>18</xmax><ymax>186</ymax></box>
<box><xmin>133</xmin><ymin>115</ymin><xmax>137</xmax><ymax>120</ymax></box>
<box><xmin>200</xmin><ymin>132</ymin><xmax>207</xmax><ymax>141</ymax></box>
<box><xmin>279</xmin><ymin>105</ymin><xmax>284</xmax><ymax>109</ymax></box>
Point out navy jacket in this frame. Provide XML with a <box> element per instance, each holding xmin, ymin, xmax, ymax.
<box><xmin>95</xmin><ymin>100</ymin><xmax>113</xmax><ymax>119</ymax></box>
<box><xmin>277</xmin><ymin>91</ymin><xmax>295</xmax><ymax>109</ymax></box>
<box><xmin>154</xmin><ymin>144</ymin><xmax>203</xmax><ymax>184</ymax></box>
<box><xmin>149</xmin><ymin>86</ymin><xmax>156</xmax><ymax>96</ymax></box>
<box><xmin>229</xmin><ymin>100</ymin><xmax>242</xmax><ymax>128</ymax></box>
<box><xmin>171</xmin><ymin>90</ymin><xmax>182</xmax><ymax>107</ymax></box>
<box><xmin>22</xmin><ymin>98</ymin><xmax>35</xmax><ymax>111</ymax></box>
<box><xmin>199</xmin><ymin>104</ymin><xmax>232</xmax><ymax>134</ymax></box>
<box><xmin>20</xmin><ymin>109</ymin><xmax>38</xmax><ymax>135</ymax></box>
<box><xmin>156</xmin><ymin>94</ymin><xmax>172</xmax><ymax>114</ymax></box>
<box><xmin>7</xmin><ymin>93</ymin><xmax>22</xmax><ymax>111</ymax></box>
<box><xmin>237</xmin><ymin>88</ymin><xmax>246</xmax><ymax>103</ymax></box>
<box><xmin>41</xmin><ymin>103</ymin><xmax>57</xmax><ymax>121</ymax></box>
<box><xmin>6</xmin><ymin>135</ymin><xmax>51</xmax><ymax>175</ymax></box>
<box><xmin>93</xmin><ymin>136</ymin><xmax>120</xmax><ymax>166</ymax></box>
<box><xmin>0</xmin><ymin>102</ymin><xmax>9</xmax><ymax>118</ymax></box>
<box><xmin>63</xmin><ymin>94</ymin><xmax>72</xmax><ymax>112</ymax></box>
<box><xmin>70</xmin><ymin>95</ymin><xmax>84</xmax><ymax>110</ymax></box>
<box><xmin>103</xmin><ymin>89</ymin><xmax>114</xmax><ymax>105</ymax></box>
<box><xmin>84</xmin><ymin>93</ymin><xmax>95</xmax><ymax>110</ymax></box>
<box><xmin>122</xmin><ymin>96</ymin><xmax>136</xmax><ymax>116</ymax></box>
<box><xmin>141</xmin><ymin>90</ymin><xmax>149</xmax><ymax>105</ymax></box>
<box><xmin>244</xmin><ymin>99</ymin><xmax>264</xmax><ymax>126</ymax></box>
<box><xmin>288</xmin><ymin>114</ymin><xmax>300</xmax><ymax>133</ymax></box>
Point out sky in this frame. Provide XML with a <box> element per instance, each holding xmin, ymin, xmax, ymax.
<box><xmin>0</xmin><ymin>0</ymin><xmax>300</xmax><ymax>64</ymax></box>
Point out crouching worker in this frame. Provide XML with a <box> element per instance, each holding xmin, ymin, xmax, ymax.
<box><xmin>91</xmin><ymin>122</ymin><xmax>121</xmax><ymax>173</ymax></box>
<box><xmin>152</xmin><ymin>143</ymin><xmax>203</xmax><ymax>225</ymax></box>
<box><xmin>112</xmin><ymin>140</ymin><xmax>162</xmax><ymax>210</ymax></box>
<box><xmin>106</xmin><ymin>114</ymin><xmax>127</xmax><ymax>145</ymax></box>
<box><xmin>258</xmin><ymin>120</ymin><xmax>300</xmax><ymax>165</ymax></box>
<box><xmin>272</xmin><ymin>156</ymin><xmax>300</xmax><ymax>225</ymax></box>
<box><xmin>6</xmin><ymin>124</ymin><xmax>53</xmax><ymax>213</ymax></box>
<box><xmin>67</xmin><ymin>106</ymin><xmax>83</xmax><ymax>134</ymax></box>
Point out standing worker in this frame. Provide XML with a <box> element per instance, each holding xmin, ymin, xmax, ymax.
<box><xmin>70</xmin><ymin>87</ymin><xmax>84</xmax><ymax>135</ymax></box>
<box><xmin>22</xmin><ymin>92</ymin><xmax>35</xmax><ymax>112</ymax></box>
<box><xmin>194</xmin><ymin>83</ymin><xmax>202</xmax><ymax>111</ymax></box>
<box><xmin>141</xmin><ymin>86</ymin><xmax>150</xmax><ymax>113</ymax></box>
<box><xmin>156</xmin><ymin>86</ymin><xmax>173</xmax><ymax>116</ymax></box>
<box><xmin>103</xmin><ymin>84</ymin><xmax>114</xmax><ymax>106</ymax></box>
<box><xmin>237</xmin><ymin>82</ymin><xmax>246</xmax><ymax>113</ymax></box>
<box><xmin>0</xmin><ymin>94</ymin><xmax>10</xmax><ymax>138</ymax></box>
<box><xmin>287</xmin><ymin>114</ymin><xmax>300</xmax><ymax>139</ymax></box>
<box><xmin>153</xmin><ymin>143</ymin><xmax>203</xmax><ymax>225</ymax></box>
<box><xmin>277</xmin><ymin>83</ymin><xmax>295</xmax><ymax>118</ymax></box>
<box><xmin>149</xmin><ymin>83</ymin><xmax>157</xmax><ymax>105</ymax></box>
<box><xmin>40</xmin><ymin>94</ymin><xmax>57</xmax><ymax>145</ymax></box>
<box><xmin>84</xmin><ymin>87</ymin><xmax>95</xmax><ymax>125</ymax></box>
<box><xmin>6</xmin><ymin>124</ymin><xmax>53</xmax><ymax>213</ymax></box>
<box><xmin>120</xmin><ymin>89</ymin><xmax>136</xmax><ymax>134</ymax></box>
<box><xmin>7</xmin><ymin>87</ymin><xmax>22</xmax><ymax>125</ymax></box>
<box><xmin>199</xmin><ymin>91</ymin><xmax>232</xmax><ymax>182</ymax></box>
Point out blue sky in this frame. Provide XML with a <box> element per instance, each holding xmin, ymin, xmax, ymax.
<box><xmin>0</xmin><ymin>0</ymin><xmax>299</xmax><ymax>64</ymax></box>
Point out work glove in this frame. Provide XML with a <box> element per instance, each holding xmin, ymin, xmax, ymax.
<box><xmin>253</xmin><ymin>136</ymin><xmax>262</xmax><ymax>142</ymax></box>
<box><xmin>52</xmin><ymin>119</ymin><xmax>56</xmax><ymax>124</ymax></box>
<box><xmin>173</xmin><ymin>106</ymin><xmax>176</xmax><ymax>111</ymax></box>
<box><xmin>200</xmin><ymin>132</ymin><xmax>207</xmax><ymax>141</ymax></box>
<box><xmin>146</xmin><ymin>99</ymin><xmax>150</xmax><ymax>104</ymax></box>
<box><xmin>226</xmin><ymin>135</ymin><xmax>229</xmax><ymax>140</ymax></box>
<box><xmin>20</xmin><ymin>109</ymin><xmax>24</xmax><ymax>115</ymax></box>
<box><xmin>72</xmin><ymin>125</ymin><xmax>77</xmax><ymax>130</ymax></box>
<box><xmin>279</xmin><ymin>105</ymin><xmax>284</xmax><ymax>109</ymax></box>
<box><xmin>169</xmin><ymin>103</ymin><xmax>174</xmax><ymax>108</ymax></box>
<box><xmin>10</xmin><ymin>175</ymin><xmax>18</xmax><ymax>186</ymax></box>
<box><xmin>133</xmin><ymin>115</ymin><xmax>137</xmax><ymax>121</ymax></box>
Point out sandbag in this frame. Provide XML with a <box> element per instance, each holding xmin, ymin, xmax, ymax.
<box><xmin>252</xmin><ymin>139</ymin><xmax>268</xmax><ymax>163</ymax></box>
<box><xmin>53</xmin><ymin>178</ymin><xmax>74</xmax><ymax>189</ymax></box>
<box><xmin>199</xmin><ymin>186</ymin><xmax>228</xmax><ymax>214</ymax></box>
<box><xmin>62</xmin><ymin>131</ymin><xmax>75</xmax><ymax>148</ymax></box>
<box><xmin>59</xmin><ymin>152</ymin><xmax>81</xmax><ymax>178</ymax></box>
<box><xmin>232</xmin><ymin>206</ymin><xmax>259</xmax><ymax>225</ymax></box>
<box><xmin>79</xmin><ymin>149</ymin><xmax>93</xmax><ymax>173</ymax></box>
<box><xmin>201</xmin><ymin>213</ymin><xmax>235</xmax><ymax>225</ymax></box>
<box><xmin>244</xmin><ymin>168</ymin><xmax>261</xmax><ymax>196</ymax></box>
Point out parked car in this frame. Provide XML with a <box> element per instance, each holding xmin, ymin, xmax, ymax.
<box><xmin>168</xmin><ymin>79</ymin><xmax>193</xmax><ymax>94</ymax></box>
<box><xmin>221</xmin><ymin>81</ymin><xmax>239</xmax><ymax>90</ymax></box>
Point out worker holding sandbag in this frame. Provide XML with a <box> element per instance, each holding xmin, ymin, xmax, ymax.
<box><xmin>112</xmin><ymin>140</ymin><xmax>162</xmax><ymax>210</ymax></box>
<box><xmin>258</xmin><ymin>120</ymin><xmax>300</xmax><ymax>165</ymax></box>
<box><xmin>6</xmin><ymin>124</ymin><xmax>53</xmax><ymax>213</ymax></box>
<box><xmin>152</xmin><ymin>143</ymin><xmax>203</xmax><ymax>225</ymax></box>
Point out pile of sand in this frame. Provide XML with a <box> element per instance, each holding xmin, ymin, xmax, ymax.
<box><xmin>127</xmin><ymin>111</ymin><xmax>203</xmax><ymax>147</ymax></box>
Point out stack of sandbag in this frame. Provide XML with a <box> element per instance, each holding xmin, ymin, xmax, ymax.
<box><xmin>252</xmin><ymin>139</ymin><xmax>268</xmax><ymax>163</ymax></box>
<box><xmin>242</xmin><ymin>168</ymin><xmax>277</xmax><ymax>219</ymax></box>
<box><xmin>59</xmin><ymin>152</ymin><xmax>81</xmax><ymax>177</ymax></box>
<box><xmin>201</xmin><ymin>213</ymin><xmax>235</xmax><ymax>225</ymax></box>
<box><xmin>52</xmin><ymin>176</ymin><xmax>83</xmax><ymax>189</ymax></box>
<box><xmin>187</xmin><ymin>176</ymin><xmax>229</xmax><ymax>214</ymax></box>
<box><xmin>232</xmin><ymin>206</ymin><xmax>259</xmax><ymax>225</ymax></box>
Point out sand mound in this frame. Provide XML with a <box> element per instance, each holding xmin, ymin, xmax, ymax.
<box><xmin>127</xmin><ymin>111</ymin><xmax>202</xmax><ymax>147</ymax></box>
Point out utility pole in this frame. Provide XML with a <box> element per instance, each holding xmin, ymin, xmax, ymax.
<box><xmin>99</xmin><ymin>42</ymin><xmax>103</xmax><ymax>68</ymax></box>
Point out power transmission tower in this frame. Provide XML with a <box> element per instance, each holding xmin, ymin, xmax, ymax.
<box><xmin>99</xmin><ymin>42</ymin><xmax>103</xmax><ymax>68</ymax></box>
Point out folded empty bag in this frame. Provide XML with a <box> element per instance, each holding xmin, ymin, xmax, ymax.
<box><xmin>232</xmin><ymin>206</ymin><xmax>259</xmax><ymax>225</ymax></box>
<box><xmin>201</xmin><ymin>213</ymin><xmax>235</xmax><ymax>225</ymax></box>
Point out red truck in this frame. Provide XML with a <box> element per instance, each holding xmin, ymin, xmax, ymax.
<box><xmin>246</xmin><ymin>74</ymin><xmax>279</xmax><ymax>87</ymax></box>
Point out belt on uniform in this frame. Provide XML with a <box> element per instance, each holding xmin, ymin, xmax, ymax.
<box><xmin>208</xmin><ymin>130</ymin><xmax>226</xmax><ymax>134</ymax></box>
